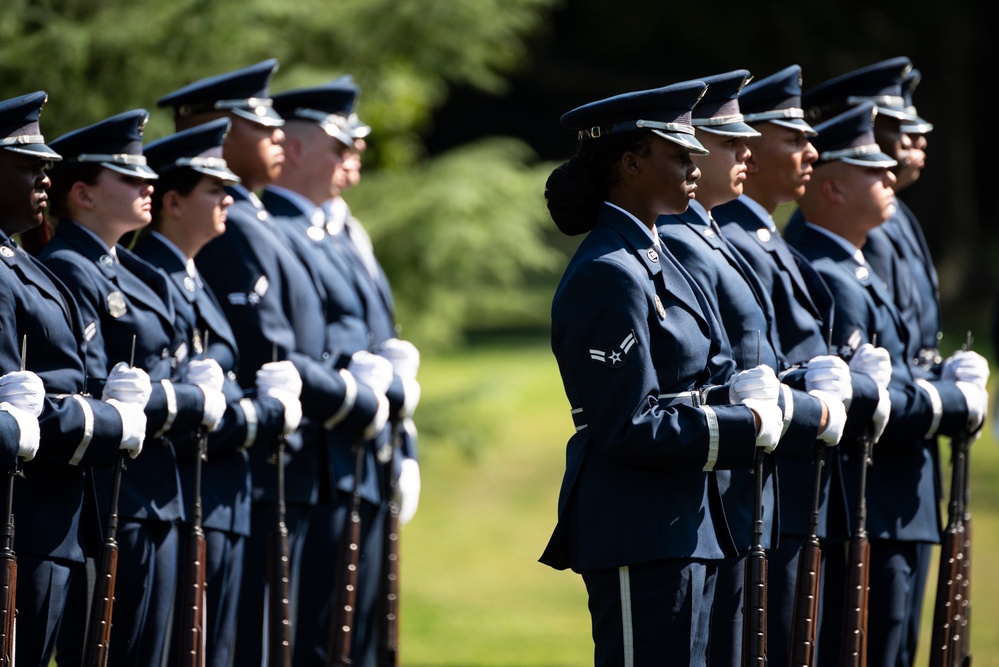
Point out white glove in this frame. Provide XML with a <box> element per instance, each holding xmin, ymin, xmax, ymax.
<box><xmin>848</xmin><ymin>344</ymin><xmax>892</xmax><ymax>390</ymax></box>
<box><xmin>872</xmin><ymin>387</ymin><xmax>891</xmax><ymax>442</ymax></box>
<box><xmin>805</xmin><ymin>355</ymin><xmax>853</xmax><ymax>406</ymax></box>
<box><xmin>378</xmin><ymin>338</ymin><xmax>420</xmax><ymax>381</ymax></box>
<box><xmin>400</xmin><ymin>377</ymin><xmax>421</xmax><ymax>418</ymax></box>
<box><xmin>744</xmin><ymin>398</ymin><xmax>783</xmax><ymax>453</ymax></box>
<box><xmin>256</xmin><ymin>360</ymin><xmax>303</xmax><ymax>400</ymax></box>
<box><xmin>809</xmin><ymin>390</ymin><xmax>846</xmax><ymax>446</ymax></box>
<box><xmin>0</xmin><ymin>370</ymin><xmax>46</xmax><ymax>417</ymax></box>
<box><xmin>102</xmin><ymin>363</ymin><xmax>152</xmax><ymax>406</ymax></box>
<box><xmin>1</xmin><ymin>402</ymin><xmax>40</xmax><ymax>461</ymax></box>
<box><xmin>398</xmin><ymin>458</ymin><xmax>421</xmax><ymax>525</ymax></box>
<box><xmin>199</xmin><ymin>386</ymin><xmax>227</xmax><ymax>432</ymax></box>
<box><xmin>106</xmin><ymin>398</ymin><xmax>147</xmax><ymax>458</ymax></box>
<box><xmin>956</xmin><ymin>381</ymin><xmax>987</xmax><ymax>431</ymax></box>
<box><xmin>348</xmin><ymin>351</ymin><xmax>394</xmax><ymax>396</ymax></box>
<box><xmin>262</xmin><ymin>389</ymin><xmax>302</xmax><ymax>436</ymax></box>
<box><xmin>729</xmin><ymin>365</ymin><xmax>780</xmax><ymax>404</ymax></box>
<box><xmin>943</xmin><ymin>350</ymin><xmax>990</xmax><ymax>390</ymax></box>
<box><xmin>185</xmin><ymin>358</ymin><xmax>225</xmax><ymax>392</ymax></box>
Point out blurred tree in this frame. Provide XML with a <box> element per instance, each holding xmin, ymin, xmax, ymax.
<box><xmin>0</xmin><ymin>0</ymin><xmax>564</xmax><ymax>349</ymax></box>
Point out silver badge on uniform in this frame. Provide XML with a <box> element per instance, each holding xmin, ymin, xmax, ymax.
<box><xmin>647</xmin><ymin>248</ymin><xmax>659</xmax><ymax>263</ymax></box>
<box><xmin>99</xmin><ymin>254</ymin><xmax>114</xmax><ymax>268</ymax></box>
<box><xmin>757</xmin><ymin>228</ymin><xmax>771</xmax><ymax>242</ymax></box>
<box><xmin>377</xmin><ymin>443</ymin><xmax>393</xmax><ymax>463</ymax></box>
<box><xmin>308</xmin><ymin>226</ymin><xmax>325</xmax><ymax>242</ymax></box>
<box><xmin>192</xmin><ymin>329</ymin><xmax>204</xmax><ymax>355</ymax></box>
<box><xmin>0</xmin><ymin>246</ymin><xmax>14</xmax><ymax>258</ymax></box>
<box><xmin>653</xmin><ymin>294</ymin><xmax>666</xmax><ymax>320</ymax></box>
<box><xmin>704</xmin><ymin>228</ymin><xmax>715</xmax><ymax>238</ymax></box>
<box><xmin>855</xmin><ymin>266</ymin><xmax>869</xmax><ymax>282</ymax></box>
<box><xmin>589</xmin><ymin>330</ymin><xmax>637</xmax><ymax>368</ymax></box>
<box><xmin>106</xmin><ymin>290</ymin><xmax>127</xmax><ymax>318</ymax></box>
<box><xmin>183</xmin><ymin>276</ymin><xmax>196</xmax><ymax>293</ymax></box>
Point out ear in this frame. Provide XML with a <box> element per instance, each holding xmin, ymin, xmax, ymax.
<box><xmin>821</xmin><ymin>175</ymin><xmax>846</xmax><ymax>204</ymax></box>
<box><xmin>69</xmin><ymin>181</ymin><xmax>96</xmax><ymax>211</ymax></box>
<box><xmin>619</xmin><ymin>150</ymin><xmax>642</xmax><ymax>176</ymax></box>
<box><xmin>162</xmin><ymin>189</ymin><xmax>184</xmax><ymax>218</ymax></box>
<box><xmin>284</xmin><ymin>136</ymin><xmax>304</xmax><ymax>167</ymax></box>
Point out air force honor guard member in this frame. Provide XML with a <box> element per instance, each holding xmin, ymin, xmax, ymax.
<box><xmin>540</xmin><ymin>81</ymin><xmax>785</xmax><ymax>667</ymax></box>
<box><xmin>784</xmin><ymin>103</ymin><xmax>987</xmax><ymax>667</ymax></box>
<box><xmin>138</xmin><ymin>118</ymin><xmax>303</xmax><ymax>667</ymax></box>
<box><xmin>0</xmin><ymin>92</ymin><xmax>149</xmax><ymax>667</ymax></box>
<box><xmin>156</xmin><ymin>61</ymin><xmax>392</xmax><ymax>666</ymax></box>
<box><xmin>263</xmin><ymin>79</ymin><xmax>421</xmax><ymax>667</ymax></box>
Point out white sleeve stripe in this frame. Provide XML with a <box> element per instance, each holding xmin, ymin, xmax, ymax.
<box><xmin>618</xmin><ymin>566</ymin><xmax>635</xmax><ymax>667</ymax></box>
<box><xmin>238</xmin><ymin>398</ymin><xmax>258</xmax><ymax>450</ymax></box>
<box><xmin>700</xmin><ymin>404</ymin><xmax>720</xmax><ymax>471</ymax></box>
<box><xmin>324</xmin><ymin>369</ymin><xmax>358</xmax><ymax>429</ymax></box>
<box><xmin>69</xmin><ymin>395</ymin><xmax>95</xmax><ymax>466</ymax></box>
<box><xmin>156</xmin><ymin>379</ymin><xmax>178</xmax><ymax>437</ymax></box>
<box><xmin>780</xmin><ymin>384</ymin><xmax>794</xmax><ymax>438</ymax></box>
<box><xmin>915</xmin><ymin>379</ymin><xmax>943</xmax><ymax>438</ymax></box>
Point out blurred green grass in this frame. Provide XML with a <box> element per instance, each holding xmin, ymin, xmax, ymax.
<box><xmin>403</xmin><ymin>337</ymin><xmax>999</xmax><ymax>666</ymax></box>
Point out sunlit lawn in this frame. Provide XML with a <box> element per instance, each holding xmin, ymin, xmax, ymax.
<box><xmin>404</xmin><ymin>337</ymin><xmax>999</xmax><ymax>666</ymax></box>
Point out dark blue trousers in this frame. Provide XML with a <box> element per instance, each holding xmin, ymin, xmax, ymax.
<box><xmin>867</xmin><ymin>540</ymin><xmax>928</xmax><ymax>667</ymax></box>
<box><xmin>293</xmin><ymin>496</ymin><xmax>386</xmax><ymax>667</ymax></box>
<box><xmin>708</xmin><ymin>553</ymin><xmax>745</xmax><ymax>667</ymax></box>
<box><xmin>582</xmin><ymin>558</ymin><xmax>716</xmax><ymax>667</ymax></box>
<box><xmin>56</xmin><ymin>519</ymin><xmax>177</xmax><ymax>667</ymax></box>
<box><xmin>15</xmin><ymin>554</ymin><xmax>76</xmax><ymax>667</ymax></box>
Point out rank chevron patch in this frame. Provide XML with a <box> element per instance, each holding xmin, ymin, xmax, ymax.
<box><xmin>589</xmin><ymin>330</ymin><xmax>637</xmax><ymax>368</ymax></box>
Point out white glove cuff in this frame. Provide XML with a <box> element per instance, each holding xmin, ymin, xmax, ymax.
<box><xmin>914</xmin><ymin>379</ymin><xmax>943</xmax><ymax>438</ymax></box>
<box><xmin>324</xmin><ymin>369</ymin><xmax>358</xmax><ymax>430</ymax></box>
<box><xmin>362</xmin><ymin>394</ymin><xmax>390</xmax><ymax>440</ymax></box>
<box><xmin>698</xmin><ymin>404</ymin><xmax>720</xmax><ymax>472</ymax></box>
<box><xmin>156</xmin><ymin>379</ymin><xmax>178</xmax><ymax>437</ymax></box>
<box><xmin>238</xmin><ymin>398</ymin><xmax>258</xmax><ymax>451</ymax></box>
<box><xmin>1</xmin><ymin>403</ymin><xmax>40</xmax><ymax>460</ymax></box>
<box><xmin>780</xmin><ymin>384</ymin><xmax>794</xmax><ymax>438</ymax></box>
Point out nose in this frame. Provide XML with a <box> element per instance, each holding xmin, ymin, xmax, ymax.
<box><xmin>271</xmin><ymin>127</ymin><xmax>286</xmax><ymax>145</ymax></box>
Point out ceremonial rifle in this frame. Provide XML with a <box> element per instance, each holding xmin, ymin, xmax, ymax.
<box><xmin>326</xmin><ymin>431</ymin><xmax>365</xmax><ymax>667</ymax></box>
<box><xmin>84</xmin><ymin>335</ymin><xmax>136</xmax><ymax>667</ymax></box>
<box><xmin>0</xmin><ymin>336</ymin><xmax>27</xmax><ymax>665</ymax></box>
<box><xmin>930</xmin><ymin>331</ymin><xmax>976</xmax><ymax>667</ymax></box>
<box><xmin>788</xmin><ymin>326</ymin><xmax>834</xmax><ymax>666</ymax></box>
<box><xmin>178</xmin><ymin>331</ymin><xmax>209</xmax><ymax>667</ymax></box>
<box><xmin>377</xmin><ymin>420</ymin><xmax>402</xmax><ymax>667</ymax></box>
<box><xmin>268</xmin><ymin>343</ymin><xmax>292</xmax><ymax>667</ymax></box>
<box><xmin>742</xmin><ymin>332</ymin><xmax>767</xmax><ymax>667</ymax></box>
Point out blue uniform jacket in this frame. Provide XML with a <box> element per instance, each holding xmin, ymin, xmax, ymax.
<box><xmin>195</xmin><ymin>187</ymin><xmax>383</xmax><ymax>506</ymax></box>
<box><xmin>1</xmin><ymin>233</ymin><xmax>130</xmax><ymax>561</ymax></box>
<box><xmin>262</xmin><ymin>189</ymin><xmax>413</xmax><ymax>506</ymax></box>
<box><xmin>541</xmin><ymin>204</ymin><xmax>761</xmax><ymax>573</ymax></box>
<box><xmin>133</xmin><ymin>232</ymin><xmax>287</xmax><ymax>536</ymax></box>
<box><xmin>785</xmin><ymin>216</ymin><xmax>971</xmax><ymax>542</ymax></box>
<box><xmin>658</xmin><ymin>201</ymin><xmax>822</xmax><ymax>550</ymax></box>
<box><xmin>713</xmin><ymin>196</ymin><xmax>881</xmax><ymax>538</ymax></box>
<box><xmin>39</xmin><ymin>221</ymin><xmax>212</xmax><ymax>524</ymax></box>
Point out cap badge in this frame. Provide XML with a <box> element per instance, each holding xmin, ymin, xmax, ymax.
<box><xmin>106</xmin><ymin>290</ymin><xmax>127</xmax><ymax>318</ymax></box>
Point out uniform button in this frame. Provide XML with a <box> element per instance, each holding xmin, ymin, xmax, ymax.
<box><xmin>228</xmin><ymin>371</ymin><xmax>237</xmax><ymax>382</ymax></box>
<box><xmin>161</xmin><ymin>348</ymin><xmax>169</xmax><ymax>359</ymax></box>
<box><xmin>322</xmin><ymin>352</ymin><xmax>330</xmax><ymax>360</ymax></box>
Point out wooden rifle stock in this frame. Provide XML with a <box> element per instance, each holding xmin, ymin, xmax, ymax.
<box><xmin>326</xmin><ymin>438</ymin><xmax>365</xmax><ymax>667</ymax></box>
<box><xmin>840</xmin><ymin>425</ymin><xmax>873</xmax><ymax>667</ymax></box>
<box><xmin>742</xmin><ymin>449</ymin><xmax>768</xmax><ymax>666</ymax></box>
<box><xmin>929</xmin><ymin>431</ymin><xmax>969</xmax><ymax>667</ymax></box>
<box><xmin>268</xmin><ymin>438</ymin><xmax>292</xmax><ymax>667</ymax></box>
<box><xmin>788</xmin><ymin>444</ymin><xmax>826</xmax><ymax>666</ymax></box>
<box><xmin>178</xmin><ymin>428</ymin><xmax>208</xmax><ymax>667</ymax></box>
<box><xmin>377</xmin><ymin>421</ymin><xmax>403</xmax><ymax>667</ymax></box>
<box><xmin>83</xmin><ymin>452</ymin><xmax>126</xmax><ymax>667</ymax></box>
<box><xmin>1</xmin><ymin>468</ymin><xmax>17</xmax><ymax>666</ymax></box>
